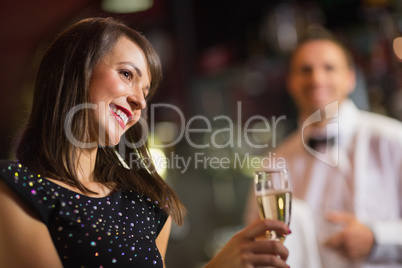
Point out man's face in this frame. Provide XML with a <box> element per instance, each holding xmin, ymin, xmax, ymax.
<box><xmin>287</xmin><ymin>40</ymin><xmax>356</xmax><ymax>117</ymax></box>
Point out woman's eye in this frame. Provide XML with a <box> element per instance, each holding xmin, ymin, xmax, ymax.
<box><xmin>120</xmin><ymin>70</ymin><xmax>133</xmax><ymax>80</ymax></box>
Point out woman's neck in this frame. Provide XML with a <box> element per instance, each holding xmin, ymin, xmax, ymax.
<box><xmin>74</xmin><ymin>147</ymin><xmax>113</xmax><ymax>197</ymax></box>
<box><xmin>75</xmin><ymin>147</ymin><xmax>97</xmax><ymax>184</ymax></box>
<box><xmin>46</xmin><ymin>147</ymin><xmax>112</xmax><ymax>197</ymax></box>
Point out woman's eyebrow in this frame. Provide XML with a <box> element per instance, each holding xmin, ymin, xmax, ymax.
<box><xmin>118</xmin><ymin>62</ymin><xmax>142</xmax><ymax>77</ymax></box>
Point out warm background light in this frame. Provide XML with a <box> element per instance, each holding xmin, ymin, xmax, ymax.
<box><xmin>102</xmin><ymin>0</ymin><xmax>153</xmax><ymax>13</ymax></box>
<box><xmin>149</xmin><ymin>148</ymin><xmax>167</xmax><ymax>178</ymax></box>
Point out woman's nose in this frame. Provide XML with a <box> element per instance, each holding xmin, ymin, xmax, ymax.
<box><xmin>127</xmin><ymin>91</ymin><xmax>146</xmax><ymax>110</ymax></box>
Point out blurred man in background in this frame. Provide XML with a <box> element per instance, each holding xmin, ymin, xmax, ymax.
<box><xmin>245</xmin><ymin>28</ymin><xmax>402</xmax><ymax>268</ymax></box>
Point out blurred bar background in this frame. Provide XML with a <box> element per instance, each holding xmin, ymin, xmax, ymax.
<box><xmin>1</xmin><ymin>0</ymin><xmax>401</xmax><ymax>267</ymax></box>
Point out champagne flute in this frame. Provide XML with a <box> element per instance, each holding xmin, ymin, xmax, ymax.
<box><xmin>254</xmin><ymin>169</ymin><xmax>292</xmax><ymax>242</ymax></box>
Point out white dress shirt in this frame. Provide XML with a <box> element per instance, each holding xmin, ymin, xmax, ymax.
<box><xmin>266</xmin><ymin>99</ymin><xmax>402</xmax><ymax>268</ymax></box>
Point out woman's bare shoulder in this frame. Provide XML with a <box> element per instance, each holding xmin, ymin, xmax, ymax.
<box><xmin>0</xmin><ymin>181</ymin><xmax>63</xmax><ymax>268</ymax></box>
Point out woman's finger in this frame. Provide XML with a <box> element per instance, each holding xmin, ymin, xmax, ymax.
<box><xmin>243</xmin><ymin>219</ymin><xmax>289</xmax><ymax>240</ymax></box>
<box><xmin>245</xmin><ymin>240</ymin><xmax>289</xmax><ymax>260</ymax></box>
<box><xmin>246</xmin><ymin>253</ymin><xmax>289</xmax><ymax>268</ymax></box>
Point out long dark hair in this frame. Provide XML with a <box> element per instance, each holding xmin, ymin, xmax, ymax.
<box><xmin>15</xmin><ymin>17</ymin><xmax>185</xmax><ymax>224</ymax></box>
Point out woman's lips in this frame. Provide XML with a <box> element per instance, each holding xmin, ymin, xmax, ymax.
<box><xmin>109</xmin><ymin>104</ymin><xmax>133</xmax><ymax>130</ymax></box>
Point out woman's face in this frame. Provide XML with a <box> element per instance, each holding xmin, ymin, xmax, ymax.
<box><xmin>89</xmin><ymin>36</ymin><xmax>150</xmax><ymax>146</ymax></box>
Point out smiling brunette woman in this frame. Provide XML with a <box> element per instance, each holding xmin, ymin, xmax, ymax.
<box><xmin>0</xmin><ymin>17</ymin><xmax>290</xmax><ymax>268</ymax></box>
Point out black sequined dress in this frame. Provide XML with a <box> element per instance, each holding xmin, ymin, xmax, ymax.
<box><xmin>0</xmin><ymin>160</ymin><xmax>168</xmax><ymax>268</ymax></box>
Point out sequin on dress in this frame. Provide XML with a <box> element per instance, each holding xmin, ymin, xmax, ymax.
<box><xmin>0</xmin><ymin>160</ymin><xmax>168</xmax><ymax>268</ymax></box>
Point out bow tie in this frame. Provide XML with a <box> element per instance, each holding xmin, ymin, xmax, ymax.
<box><xmin>307</xmin><ymin>136</ymin><xmax>336</xmax><ymax>150</ymax></box>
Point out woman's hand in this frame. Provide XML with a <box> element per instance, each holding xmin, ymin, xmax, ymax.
<box><xmin>204</xmin><ymin>219</ymin><xmax>290</xmax><ymax>268</ymax></box>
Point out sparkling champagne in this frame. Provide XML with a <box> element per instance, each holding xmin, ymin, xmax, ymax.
<box><xmin>256</xmin><ymin>190</ymin><xmax>292</xmax><ymax>241</ymax></box>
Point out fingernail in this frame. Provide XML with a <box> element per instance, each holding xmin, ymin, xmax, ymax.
<box><xmin>287</xmin><ymin>227</ymin><xmax>292</xmax><ymax>234</ymax></box>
